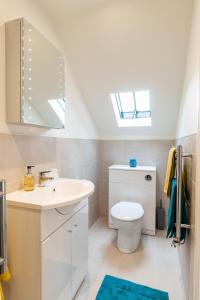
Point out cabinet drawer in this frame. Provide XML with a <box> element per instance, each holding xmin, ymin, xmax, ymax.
<box><xmin>41</xmin><ymin>198</ymin><xmax>88</xmax><ymax>241</ymax></box>
<box><xmin>109</xmin><ymin>169</ymin><xmax>156</xmax><ymax>185</ymax></box>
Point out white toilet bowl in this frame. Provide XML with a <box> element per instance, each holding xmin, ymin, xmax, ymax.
<box><xmin>111</xmin><ymin>201</ymin><xmax>144</xmax><ymax>253</ymax></box>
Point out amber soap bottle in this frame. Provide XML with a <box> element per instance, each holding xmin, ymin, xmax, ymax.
<box><xmin>24</xmin><ymin>166</ymin><xmax>35</xmax><ymax>191</ymax></box>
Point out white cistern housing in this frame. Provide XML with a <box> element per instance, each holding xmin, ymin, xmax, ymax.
<box><xmin>109</xmin><ymin>165</ymin><xmax>156</xmax><ymax>253</ymax></box>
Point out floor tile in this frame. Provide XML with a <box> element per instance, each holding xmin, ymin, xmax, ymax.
<box><xmin>75</xmin><ymin>218</ymin><xmax>185</xmax><ymax>300</ymax></box>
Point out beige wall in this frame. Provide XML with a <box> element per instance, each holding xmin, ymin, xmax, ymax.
<box><xmin>45</xmin><ymin>0</ymin><xmax>193</xmax><ymax>140</ymax></box>
<box><xmin>98</xmin><ymin>139</ymin><xmax>174</xmax><ymax>217</ymax></box>
<box><xmin>0</xmin><ymin>0</ymin><xmax>98</xmax><ymax>226</ymax></box>
<box><xmin>0</xmin><ymin>134</ymin><xmax>56</xmax><ymax>193</ymax></box>
<box><xmin>176</xmin><ymin>135</ymin><xmax>196</xmax><ymax>300</ymax></box>
<box><xmin>1</xmin><ymin>133</ymin><xmax>174</xmax><ymax>225</ymax></box>
<box><xmin>176</xmin><ymin>0</ymin><xmax>200</xmax><ymax>298</ymax></box>
<box><xmin>2</xmin><ymin>134</ymin><xmax>174</xmax><ymax>226</ymax></box>
<box><xmin>177</xmin><ymin>0</ymin><xmax>200</xmax><ymax>138</ymax></box>
<box><xmin>56</xmin><ymin>138</ymin><xmax>99</xmax><ymax>226</ymax></box>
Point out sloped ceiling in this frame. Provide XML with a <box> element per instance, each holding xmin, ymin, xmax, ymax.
<box><xmin>40</xmin><ymin>0</ymin><xmax>193</xmax><ymax>139</ymax></box>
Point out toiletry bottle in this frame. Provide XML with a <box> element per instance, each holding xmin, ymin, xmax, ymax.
<box><xmin>24</xmin><ymin>166</ymin><xmax>35</xmax><ymax>191</ymax></box>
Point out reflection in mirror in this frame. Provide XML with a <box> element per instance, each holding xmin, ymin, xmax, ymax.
<box><xmin>22</xmin><ymin>19</ymin><xmax>65</xmax><ymax>128</ymax></box>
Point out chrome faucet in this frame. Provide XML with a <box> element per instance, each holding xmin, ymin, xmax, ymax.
<box><xmin>38</xmin><ymin>171</ymin><xmax>54</xmax><ymax>187</ymax></box>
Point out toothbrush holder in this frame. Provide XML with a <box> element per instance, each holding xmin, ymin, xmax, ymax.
<box><xmin>129</xmin><ymin>159</ymin><xmax>137</xmax><ymax>168</ymax></box>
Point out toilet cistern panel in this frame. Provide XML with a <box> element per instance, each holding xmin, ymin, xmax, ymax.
<box><xmin>109</xmin><ymin>165</ymin><xmax>156</xmax><ymax>235</ymax></box>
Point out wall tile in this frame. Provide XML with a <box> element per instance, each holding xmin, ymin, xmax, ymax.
<box><xmin>98</xmin><ymin>139</ymin><xmax>174</xmax><ymax>216</ymax></box>
<box><xmin>98</xmin><ymin>180</ymin><xmax>108</xmax><ymax>217</ymax></box>
<box><xmin>0</xmin><ymin>134</ymin><xmax>99</xmax><ymax>227</ymax></box>
<box><xmin>0</xmin><ymin>134</ymin><xmax>57</xmax><ymax>190</ymax></box>
<box><xmin>1</xmin><ymin>133</ymin><xmax>187</xmax><ymax>231</ymax></box>
<box><xmin>0</xmin><ymin>134</ymin><xmax>24</xmax><ymax>169</ymax></box>
<box><xmin>55</xmin><ymin>137</ymin><xmax>99</xmax><ymax>226</ymax></box>
<box><xmin>12</xmin><ymin>135</ymin><xmax>56</xmax><ymax>165</ymax></box>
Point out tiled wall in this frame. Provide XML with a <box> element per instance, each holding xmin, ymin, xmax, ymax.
<box><xmin>56</xmin><ymin>138</ymin><xmax>99</xmax><ymax>226</ymax></box>
<box><xmin>0</xmin><ymin>134</ymin><xmax>56</xmax><ymax>192</ymax></box>
<box><xmin>1</xmin><ymin>134</ymin><xmax>175</xmax><ymax>226</ymax></box>
<box><xmin>176</xmin><ymin>134</ymin><xmax>197</xmax><ymax>300</ymax></box>
<box><xmin>0</xmin><ymin>134</ymin><xmax>99</xmax><ymax>227</ymax></box>
<box><xmin>98</xmin><ymin>139</ymin><xmax>174</xmax><ymax>216</ymax></box>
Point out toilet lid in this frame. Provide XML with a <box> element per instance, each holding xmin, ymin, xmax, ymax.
<box><xmin>111</xmin><ymin>201</ymin><xmax>144</xmax><ymax>221</ymax></box>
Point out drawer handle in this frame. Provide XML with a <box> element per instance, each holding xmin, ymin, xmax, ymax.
<box><xmin>55</xmin><ymin>208</ymin><xmax>69</xmax><ymax>215</ymax></box>
<box><xmin>74</xmin><ymin>224</ymin><xmax>78</xmax><ymax>227</ymax></box>
<box><xmin>68</xmin><ymin>230</ymin><xmax>72</xmax><ymax>233</ymax></box>
<box><xmin>145</xmin><ymin>174</ymin><xmax>152</xmax><ymax>181</ymax></box>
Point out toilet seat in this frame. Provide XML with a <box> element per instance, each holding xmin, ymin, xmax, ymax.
<box><xmin>111</xmin><ymin>201</ymin><xmax>144</xmax><ymax>222</ymax></box>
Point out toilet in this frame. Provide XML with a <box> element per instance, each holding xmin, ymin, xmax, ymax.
<box><xmin>111</xmin><ymin>201</ymin><xmax>144</xmax><ymax>253</ymax></box>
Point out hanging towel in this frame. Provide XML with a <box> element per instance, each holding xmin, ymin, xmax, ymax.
<box><xmin>0</xmin><ymin>283</ymin><xmax>4</xmax><ymax>300</ymax></box>
<box><xmin>0</xmin><ymin>268</ymin><xmax>11</xmax><ymax>300</ymax></box>
<box><xmin>164</xmin><ymin>147</ymin><xmax>176</xmax><ymax>196</ymax></box>
<box><xmin>0</xmin><ymin>268</ymin><xmax>11</xmax><ymax>282</ymax></box>
<box><xmin>167</xmin><ymin>178</ymin><xmax>188</xmax><ymax>242</ymax></box>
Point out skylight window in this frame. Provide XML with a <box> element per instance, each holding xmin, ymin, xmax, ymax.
<box><xmin>110</xmin><ymin>90</ymin><xmax>151</xmax><ymax>127</ymax></box>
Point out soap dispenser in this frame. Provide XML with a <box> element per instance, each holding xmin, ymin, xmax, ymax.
<box><xmin>24</xmin><ymin>166</ymin><xmax>35</xmax><ymax>191</ymax></box>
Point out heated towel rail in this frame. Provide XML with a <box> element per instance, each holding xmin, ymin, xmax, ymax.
<box><xmin>173</xmin><ymin>145</ymin><xmax>192</xmax><ymax>246</ymax></box>
<box><xmin>0</xmin><ymin>180</ymin><xmax>7</xmax><ymax>273</ymax></box>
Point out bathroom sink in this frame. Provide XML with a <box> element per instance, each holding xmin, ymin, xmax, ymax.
<box><xmin>6</xmin><ymin>178</ymin><xmax>94</xmax><ymax>210</ymax></box>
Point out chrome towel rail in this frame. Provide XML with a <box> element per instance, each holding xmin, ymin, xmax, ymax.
<box><xmin>173</xmin><ymin>145</ymin><xmax>192</xmax><ymax>246</ymax></box>
<box><xmin>0</xmin><ymin>180</ymin><xmax>7</xmax><ymax>273</ymax></box>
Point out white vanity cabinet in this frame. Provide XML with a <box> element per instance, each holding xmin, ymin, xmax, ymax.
<box><xmin>42</xmin><ymin>219</ymin><xmax>72</xmax><ymax>300</ymax></box>
<box><xmin>71</xmin><ymin>205</ymin><xmax>88</xmax><ymax>297</ymax></box>
<box><xmin>6</xmin><ymin>198</ymin><xmax>89</xmax><ymax>300</ymax></box>
<box><xmin>42</xmin><ymin>203</ymin><xmax>88</xmax><ymax>300</ymax></box>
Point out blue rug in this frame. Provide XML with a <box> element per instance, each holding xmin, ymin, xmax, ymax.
<box><xmin>96</xmin><ymin>275</ymin><xmax>169</xmax><ymax>300</ymax></box>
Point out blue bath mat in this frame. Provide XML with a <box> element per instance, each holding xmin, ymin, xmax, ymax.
<box><xmin>96</xmin><ymin>275</ymin><xmax>169</xmax><ymax>300</ymax></box>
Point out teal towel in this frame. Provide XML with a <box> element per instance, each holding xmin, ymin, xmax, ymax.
<box><xmin>167</xmin><ymin>178</ymin><xmax>188</xmax><ymax>242</ymax></box>
<box><xmin>96</xmin><ymin>275</ymin><xmax>169</xmax><ymax>300</ymax></box>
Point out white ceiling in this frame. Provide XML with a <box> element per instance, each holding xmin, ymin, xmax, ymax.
<box><xmin>40</xmin><ymin>0</ymin><xmax>193</xmax><ymax>139</ymax></box>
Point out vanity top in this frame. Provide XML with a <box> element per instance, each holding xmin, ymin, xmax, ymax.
<box><xmin>7</xmin><ymin>178</ymin><xmax>94</xmax><ymax>210</ymax></box>
<box><xmin>109</xmin><ymin>165</ymin><xmax>156</xmax><ymax>172</ymax></box>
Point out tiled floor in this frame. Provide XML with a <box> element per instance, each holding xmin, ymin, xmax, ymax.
<box><xmin>75</xmin><ymin>218</ymin><xmax>185</xmax><ymax>300</ymax></box>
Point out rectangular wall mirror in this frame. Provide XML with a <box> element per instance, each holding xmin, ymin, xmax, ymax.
<box><xmin>6</xmin><ymin>18</ymin><xmax>66</xmax><ymax>129</ymax></box>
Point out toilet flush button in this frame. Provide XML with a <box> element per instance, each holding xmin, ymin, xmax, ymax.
<box><xmin>145</xmin><ymin>174</ymin><xmax>152</xmax><ymax>181</ymax></box>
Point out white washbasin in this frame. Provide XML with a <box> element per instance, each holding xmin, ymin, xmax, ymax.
<box><xmin>7</xmin><ymin>178</ymin><xmax>94</xmax><ymax>210</ymax></box>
